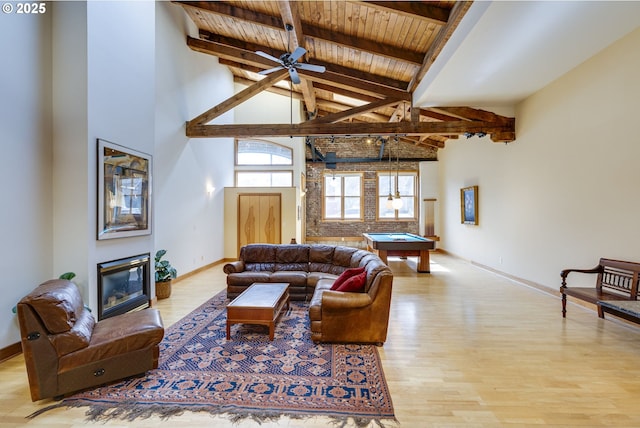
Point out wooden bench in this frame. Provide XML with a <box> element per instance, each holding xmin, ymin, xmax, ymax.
<box><xmin>560</xmin><ymin>258</ymin><xmax>640</xmax><ymax>318</ymax></box>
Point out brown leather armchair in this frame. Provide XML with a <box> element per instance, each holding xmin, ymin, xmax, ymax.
<box><xmin>17</xmin><ymin>279</ymin><xmax>164</xmax><ymax>401</ymax></box>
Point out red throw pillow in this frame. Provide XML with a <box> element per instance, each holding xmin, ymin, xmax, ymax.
<box><xmin>337</xmin><ymin>271</ymin><xmax>367</xmax><ymax>293</ymax></box>
<box><xmin>330</xmin><ymin>267</ymin><xmax>365</xmax><ymax>290</ymax></box>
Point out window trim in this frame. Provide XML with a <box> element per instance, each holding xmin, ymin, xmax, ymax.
<box><xmin>376</xmin><ymin>170</ymin><xmax>418</xmax><ymax>221</ymax></box>
<box><xmin>322</xmin><ymin>171</ymin><xmax>364</xmax><ymax>221</ymax></box>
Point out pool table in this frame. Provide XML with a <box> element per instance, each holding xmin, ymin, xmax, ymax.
<box><xmin>363</xmin><ymin>232</ymin><xmax>435</xmax><ymax>273</ymax></box>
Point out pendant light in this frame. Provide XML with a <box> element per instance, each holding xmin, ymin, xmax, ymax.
<box><xmin>385</xmin><ymin>138</ymin><xmax>393</xmax><ymax>209</ymax></box>
<box><xmin>392</xmin><ymin>137</ymin><xmax>403</xmax><ymax>210</ymax></box>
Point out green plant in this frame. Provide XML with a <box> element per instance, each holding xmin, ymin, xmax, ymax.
<box><xmin>155</xmin><ymin>249</ymin><xmax>177</xmax><ymax>282</ymax></box>
<box><xmin>59</xmin><ymin>272</ymin><xmax>76</xmax><ymax>281</ymax></box>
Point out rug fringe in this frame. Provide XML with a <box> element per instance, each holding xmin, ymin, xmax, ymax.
<box><xmin>30</xmin><ymin>399</ymin><xmax>399</xmax><ymax>427</ymax></box>
<box><xmin>26</xmin><ymin>402</ymin><xmax>67</xmax><ymax>419</ymax></box>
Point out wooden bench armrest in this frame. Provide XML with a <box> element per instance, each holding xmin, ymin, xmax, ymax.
<box><xmin>560</xmin><ymin>265</ymin><xmax>603</xmax><ymax>286</ymax></box>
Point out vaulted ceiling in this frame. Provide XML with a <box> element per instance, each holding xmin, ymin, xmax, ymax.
<box><xmin>175</xmin><ymin>0</ymin><xmax>515</xmax><ymax>149</ymax></box>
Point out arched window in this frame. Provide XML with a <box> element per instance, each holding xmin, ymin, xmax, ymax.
<box><xmin>236</xmin><ymin>139</ymin><xmax>292</xmax><ymax>165</ymax></box>
<box><xmin>235</xmin><ymin>139</ymin><xmax>293</xmax><ymax>187</ymax></box>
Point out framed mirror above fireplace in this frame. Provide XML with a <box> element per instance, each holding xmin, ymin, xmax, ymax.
<box><xmin>97</xmin><ymin>253</ymin><xmax>151</xmax><ymax>320</ymax></box>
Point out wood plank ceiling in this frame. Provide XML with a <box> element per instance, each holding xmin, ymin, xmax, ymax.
<box><xmin>175</xmin><ymin>1</ymin><xmax>516</xmax><ymax>149</ymax></box>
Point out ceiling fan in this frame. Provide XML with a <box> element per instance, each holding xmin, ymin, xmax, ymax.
<box><xmin>256</xmin><ymin>24</ymin><xmax>326</xmax><ymax>84</ymax></box>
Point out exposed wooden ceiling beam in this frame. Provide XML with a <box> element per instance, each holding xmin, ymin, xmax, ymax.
<box><xmin>315</xmin><ymin>100</ymin><xmax>390</xmax><ymax>122</ymax></box>
<box><xmin>402</xmin><ymin>135</ymin><xmax>446</xmax><ymax>149</ymax></box>
<box><xmin>430</xmin><ymin>106</ymin><xmax>513</xmax><ymax>123</ymax></box>
<box><xmin>184</xmin><ymin>2</ymin><xmax>424</xmax><ymax>66</ymax></box>
<box><xmin>301</xmin><ymin>26</ymin><xmax>423</xmax><ymax>66</ymax></box>
<box><xmin>389</xmin><ymin>102</ymin><xmax>411</xmax><ymax>123</ymax></box>
<box><xmin>186</xmin><ymin>118</ymin><xmax>516</xmax><ymax>140</ymax></box>
<box><xmin>295</xmin><ymin>68</ymin><xmax>411</xmax><ymax>101</ymax></box>
<box><xmin>419</xmin><ymin>108</ymin><xmax>463</xmax><ymax>122</ymax></box>
<box><xmin>365</xmin><ymin>1</ymin><xmax>450</xmax><ymax>25</ymax></box>
<box><xmin>312</xmin><ymin>82</ymin><xmax>381</xmax><ymax>104</ymax></box>
<box><xmin>188</xmin><ymin>69</ymin><xmax>289</xmax><ymax>126</ymax></box>
<box><xmin>187</xmin><ymin>36</ymin><xmax>411</xmax><ymax>98</ymax></box>
<box><xmin>231</xmin><ymin>75</ymin><xmax>390</xmax><ymax>122</ymax></box>
<box><xmin>233</xmin><ymin>76</ymin><xmax>304</xmax><ymax>100</ymax></box>
<box><xmin>408</xmin><ymin>1</ymin><xmax>473</xmax><ymax>92</ymax></box>
<box><xmin>177</xmin><ymin>1</ymin><xmax>282</xmax><ymax>29</ymax></box>
<box><xmin>225</xmin><ymin>64</ymin><xmax>389</xmax><ymax>121</ymax></box>
<box><xmin>276</xmin><ymin>1</ymin><xmax>318</xmax><ymax>119</ymax></box>
<box><xmin>310</xmin><ymin>98</ymin><xmax>403</xmax><ymax>124</ymax></box>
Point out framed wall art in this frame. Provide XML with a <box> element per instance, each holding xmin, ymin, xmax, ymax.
<box><xmin>460</xmin><ymin>185</ymin><xmax>478</xmax><ymax>225</ymax></box>
<box><xmin>97</xmin><ymin>139</ymin><xmax>152</xmax><ymax>240</ymax></box>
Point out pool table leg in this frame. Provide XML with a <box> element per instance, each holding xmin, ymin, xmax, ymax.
<box><xmin>417</xmin><ymin>250</ymin><xmax>431</xmax><ymax>273</ymax></box>
<box><xmin>377</xmin><ymin>249</ymin><xmax>388</xmax><ymax>264</ymax></box>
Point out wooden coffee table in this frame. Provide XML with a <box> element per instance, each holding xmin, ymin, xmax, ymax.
<box><xmin>226</xmin><ymin>282</ymin><xmax>290</xmax><ymax>340</ymax></box>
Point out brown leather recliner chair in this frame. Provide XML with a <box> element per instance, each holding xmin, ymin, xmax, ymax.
<box><xmin>17</xmin><ymin>279</ymin><xmax>164</xmax><ymax>401</ymax></box>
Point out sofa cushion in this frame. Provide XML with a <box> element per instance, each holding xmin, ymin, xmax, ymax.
<box><xmin>276</xmin><ymin>244</ymin><xmax>310</xmax><ymax>263</ymax></box>
<box><xmin>309</xmin><ymin>245</ymin><xmax>335</xmax><ymax>263</ymax></box>
<box><xmin>226</xmin><ymin>271</ymin><xmax>272</xmax><ymax>286</ymax></box>
<box><xmin>58</xmin><ymin>308</ymin><xmax>164</xmax><ymax>373</ymax></box>
<box><xmin>22</xmin><ymin>279</ymin><xmax>84</xmax><ymax>334</ymax></box>
<box><xmin>307</xmin><ymin>272</ymin><xmax>338</xmax><ymax>288</ymax></box>
<box><xmin>275</xmin><ymin>243</ymin><xmax>310</xmax><ymax>272</ymax></box>
<box><xmin>336</xmin><ymin>271</ymin><xmax>367</xmax><ymax>292</ymax></box>
<box><xmin>240</xmin><ymin>244</ymin><xmax>277</xmax><ymax>266</ymax></box>
<box><xmin>309</xmin><ymin>245</ymin><xmax>337</xmax><ymax>273</ymax></box>
<box><xmin>350</xmin><ymin>250</ymin><xmax>370</xmax><ymax>267</ymax></box>
<box><xmin>330</xmin><ymin>267</ymin><xmax>365</xmax><ymax>290</ymax></box>
<box><xmin>332</xmin><ymin>246</ymin><xmax>359</xmax><ymax>267</ymax></box>
<box><xmin>271</xmin><ymin>271</ymin><xmax>308</xmax><ymax>287</ymax></box>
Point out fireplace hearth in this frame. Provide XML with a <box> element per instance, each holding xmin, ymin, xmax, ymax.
<box><xmin>97</xmin><ymin>253</ymin><xmax>151</xmax><ymax>320</ymax></box>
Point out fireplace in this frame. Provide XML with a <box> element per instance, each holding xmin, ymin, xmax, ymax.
<box><xmin>97</xmin><ymin>253</ymin><xmax>151</xmax><ymax>320</ymax></box>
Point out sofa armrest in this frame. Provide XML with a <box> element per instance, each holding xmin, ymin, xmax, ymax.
<box><xmin>223</xmin><ymin>260</ymin><xmax>245</xmax><ymax>274</ymax></box>
<box><xmin>321</xmin><ymin>290</ymin><xmax>372</xmax><ymax>310</ymax></box>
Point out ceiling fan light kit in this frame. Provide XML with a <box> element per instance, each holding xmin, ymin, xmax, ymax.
<box><xmin>257</xmin><ymin>23</ymin><xmax>325</xmax><ymax>85</ymax></box>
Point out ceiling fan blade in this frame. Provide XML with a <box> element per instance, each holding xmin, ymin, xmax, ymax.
<box><xmin>258</xmin><ymin>66</ymin><xmax>285</xmax><ymax>75</ymax></box>
<box><xmin>297</xmin><ymin>63</ymin><xmax>326</xmax><ymax>73</ymax></box>
<box><xmin>289</xmin><ymin>46</ymin><xmax>307</xmax><ymax>63</ymax></box>
<box><xmin>289</xmin><ymin>68</ymin><xmax>301</xmax><ymax>85</ymax></box>
<box><xmin>255</xmin><ymin>50</ymin><xmax>282</xmax><ymax>64</ymax></box>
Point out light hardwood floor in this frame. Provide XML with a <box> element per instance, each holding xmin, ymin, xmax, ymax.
<box><xmin>3</xmin><ymin>252</ymin><xmax>640</xmax><ymax>427</ymax></box>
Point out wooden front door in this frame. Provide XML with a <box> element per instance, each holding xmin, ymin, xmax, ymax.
<box><xmin>238</xmin><ymin>194</ymin><xmax>281</xmax><ymax>252</ymax></box>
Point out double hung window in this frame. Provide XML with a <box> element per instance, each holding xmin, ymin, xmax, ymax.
<box><xmin>323</xmin><ymin>172</ymin><xmax>363</xmax><ymax>220</ymax></box>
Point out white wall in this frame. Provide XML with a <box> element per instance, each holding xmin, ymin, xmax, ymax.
<box><xmin>154</xmin><ymin>2</ymin><xmax>235</xmax><ymax>273</ymax></box>
<box><xmin>51</xmin><ymin>1</ymin><xmax>89</xmax><ymax>295</ymax></box>
<box><xmin>439</xmin><ymin>27</ymin><xmax>640</xmax><ymax>290</ymax></box>
<box><xmin>0</xmin><ymin>10</ymin><xmax>53</xmax><ymax>347</ymax></box>
<box><xmin>419</xmin><ymin>161</ymin><xmax>440</xmax><ymax>241</ymax></box>
<box><xmin>50</xmin><ymin>1</ymin><xmax>157</xmax><ymax>313</ymax></box>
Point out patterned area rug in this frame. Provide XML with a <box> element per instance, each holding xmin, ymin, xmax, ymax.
<box><xmin>39</xmin><ymin>291</ymin><xmax>395</xmax><ymax>427</ymax></box>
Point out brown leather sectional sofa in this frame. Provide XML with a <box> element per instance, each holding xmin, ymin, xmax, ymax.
<box><xmin>17</xmin><ymin>279</ymin><xmax>164</xmax><ymax>401</ymax></box>
<box><xmin>223</xmin><ymin>244</ymin><xmax>393</xmax><ymax>344</ymax></box>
